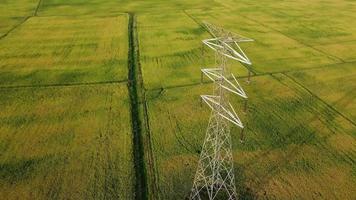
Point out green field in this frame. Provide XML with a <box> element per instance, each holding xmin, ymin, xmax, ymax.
<box><xmin>0</xmin><ymin>15</ymin><xmax>128</xmax><ymax>86</ymax></box>
<box><xmin>0</xmin><ymin>0</ymin><xmax>38</xmax><ymax>36</ymax></box>
<box><xmin>147</xmin><ymin>74</ymin><xmax>355</xmax><ymax>199</ymax></box>
<box><xmin>0</xmin><ymin>84</ymin><xmax>134</xmax><ymax>199</ymax></box>
<box><xmin>0</xmin><ymin>0</ymin><xmax>355</xmax><ymax>199</ymax></box>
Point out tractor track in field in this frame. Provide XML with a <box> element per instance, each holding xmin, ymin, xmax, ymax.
<box><xmin>283</xmin><ymin>73</ymin><xmax>356</xmax><ymax>127</ymax></box>
<box><xmin>142</xmin><ymin>92</ymin><xmax>160</xmax><ymax>199</ymax></box>
<box><xmin>127</xmin><ymin>13</ymin><xmax>158</xmax><ymax>200</ymax></box>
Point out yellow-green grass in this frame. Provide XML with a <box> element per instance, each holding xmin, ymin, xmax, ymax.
<box><xmin>138</xmin><ymin>12</ymin><xmax>250</xmax><ymax>90</ymax></box>
<box><xmin>38</xmin><ymin>0</ymin><xmax>222</xmax><ymax>16</ymax></box>
<box><xmin>0</xmin><ymin>83</ymin><xmax>134</xmax><ymax>199</ymax></box>
<box><xmin>213</xmin><ymin>0</ymin><xmax>356</xmax><ymax>46</ymax></box>
<box><xmin>38</xmin><ymin>0</ymin><xmax>123</xmax><ymax>17</ymax></box>
<box><xmin>0</xmin><ymin>15</ymin><xmax>128</xmax><ymax>86</ymax></box>
<box><xmin>313</xmin><ymin>41</ymin><xmax>356</xmax><ymax>62</ymax></box>
<box><xmin>0</xmin><ymin>0</ymin><xmax>38</xmax><ymax>36</ymax></box>
<box><xmin>185</xmin><ymin>7</ymin><xmax>342</xmax><ymax>74</ymax></box>
<box><xmin>209</xmin><ymin>0</ymin><xmax>356</xmax><ymax>63</ymax></box>
<box><xmin>287</xmin><ymin>62</ymin><xmax>356</xmax><ymax>122</ymax></box>
<box><xmin>0</xmin><ymin>0</ymin><xmax>355</xmax><ymax>199</ymax></box>
<box><xmin>145</xmin><ymin>74</ymin><xmax>355</xmax><ymax>199</ymax></box>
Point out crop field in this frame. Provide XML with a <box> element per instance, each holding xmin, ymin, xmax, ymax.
<box><xmin>287</xmin><ymin>62</ymin><xmax>356</xmax><ymax>121</ymax></box>
<box><xmin>0</xmin><ymin>84</ymin><xmax>134</xmax><ymax>199</ymax></box>
<box><xmin>0</xmin><ymin>0</ymin><xmax>38</xmax><ymax>37</ymax></box>
<box><xmin>146</xmin><ymin>74</ymin><xmax>355</xmax><ymax>199</ymax></box>
<box><xmin>0</xmin><ymin>15</ymin><xmax>128</xmax><ymax>86</ymax></box>
<box><xmin>0</xmin><ymin>0</ymin><xmax>355</xmax><ymax>200</ymax></box>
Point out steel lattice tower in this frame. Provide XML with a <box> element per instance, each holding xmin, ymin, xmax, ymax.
<box><xmin>190</xmin><ymin>22</ymin><xmax>253</xmax><ymax>200</ymax></box>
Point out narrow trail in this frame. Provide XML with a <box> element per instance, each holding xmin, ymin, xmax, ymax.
<box><xmin>127</xmin><ymin>13</ymin><xmax>148</xmax><ymax>200</ymax></box>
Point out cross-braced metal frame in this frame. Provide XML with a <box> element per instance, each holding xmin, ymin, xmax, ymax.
<box><xmin>190</xmin><ymin>22</ymin><xmax>253</xmax><ymax>200</ymax></box>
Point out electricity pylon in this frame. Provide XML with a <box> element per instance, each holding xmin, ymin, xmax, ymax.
<box><xmin>190</xmin><ymin>22</ymin><xmax>253</xmax><ymax>200</ymax></box>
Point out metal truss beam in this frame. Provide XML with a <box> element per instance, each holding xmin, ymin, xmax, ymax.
<box><xmin>201</xmin><ymin>68</ymin><xmax>248</xmax><ymax>99</ymax></box>
<box><xmin>203</xmin><ymin>38</ymin><xmax>252</xmax><ymax>65</ymax></box>
<box><xmin>203</xmin><ymin>21</ymin><xmax>254</xmax><ymax>43</ymax></box>
<box><xmin>201</xmin><ymin>95</ymin><xmax>244</xmax><ymax>128</ymax></box>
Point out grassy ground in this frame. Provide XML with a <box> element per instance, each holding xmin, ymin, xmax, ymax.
<box><xmin>139</xmin><ymin>0</ymin><xmax>356</xmax><ymax>199</ymax></box>
<box><xmin>0</xmin><ymin>15</ymin><xmax>128</xmax><ymax>87</ymax></box>
<box><xmin>146</xmin><ymin>75</ymin><xmax>355</xmax><ymax>199</ymax></box>
<box><xmin>0</xmin><ymin>0</ymin><xmax>38</xmax><ymax>37</ymax></box>
<box><xmin>0</xmin><ymin>5</ymin><xmax>134</xmax><ymax>199</ymax></box>
<box><xmin>287</xmin><ymin>62</ymin><xmax>356</xmax><ymax>122</ymax></box>
<box><xmin>37</xmin><ymin>0</ymin><xmax>222</xmax><ymax>16</ymax></box>
<box><xmin>185</xmin><ymin>8</ymin><xmax>340</xmax><ymax>74</ymax></box>
<box><xmin>138</xmin><ymin>12</ymin><xmax>213</xmax><ymax>89</ymax></box>
<box><xmin>0</xmin><ymin>84</ymin><xmax>134</xmax><ymax>199</ymax></box>
<box><xmin>0</xmin><ymin>0</ymin><xmax>355</xmax><ymax>199</ymax></box>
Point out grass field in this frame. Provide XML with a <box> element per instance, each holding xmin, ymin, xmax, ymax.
<box><xmin>146</xmin><ymin>75</ymin><xmax>355</xmax><ymax>199</ymax></box>
<box><xmin>287</xmin><ymin>62</ymin><xmax>356</xmax><ymax>121</ymax></box>
<box><xmin>0</xmin><ymin>0</ymin><xmax>355</xmax><ymax>199</ymax></box>
<box><xmin>0</xmin><ymin>84</ymin><xmax>134</xmax><ymax>199</ymax></box>
<box><xmin>0</xmin><ymin>0</ymin><xmax>38</xmax><ymax>37</ymax></box>
<box><xmin>0</xmin><ymin>15</ymin><xmax>128</xmax><ymax>86</ymax></box>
